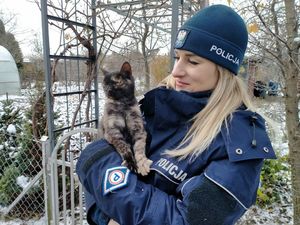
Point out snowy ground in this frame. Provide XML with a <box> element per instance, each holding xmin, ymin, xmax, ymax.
<box><xmin>0</xmin><ymin>88</ymin><xmax>293</xmax><ymax>224</ymax></box>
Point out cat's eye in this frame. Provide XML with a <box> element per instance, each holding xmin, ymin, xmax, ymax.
<box><xmin>111</xmin><ymin>75</ymin><xmax>119</xmax><ymax>82</ymax></box>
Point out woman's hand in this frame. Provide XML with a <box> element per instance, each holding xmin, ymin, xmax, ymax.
<box><xmin>108</xmin><ymin>219</ymin><xmax>120</xmax><ymax>225</ymax></box>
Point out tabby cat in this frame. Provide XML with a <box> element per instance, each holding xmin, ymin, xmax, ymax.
<box><xmin>98</xmin><ymin>62</ymin><xmax>152</xmax><ymax>176</ymax></box>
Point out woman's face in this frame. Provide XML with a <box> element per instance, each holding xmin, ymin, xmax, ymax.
<box><xmin>172</xmin><ymin>50</ymin><xmax>219</xmax><ymax>92</ymax></box>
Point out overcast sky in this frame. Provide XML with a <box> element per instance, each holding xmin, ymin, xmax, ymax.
<box><xmin>0</xmin><ymin>0</ymin><xmax>41</xmax><ymax>58</ymax></box>
<box><xmin>1</xmin><ymin>0</ymin><xmax>227</xmax><ymax>58</ymax></box>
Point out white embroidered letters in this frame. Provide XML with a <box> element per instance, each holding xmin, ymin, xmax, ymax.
<box><xmin>156</xmin><ymin>158</ymin><xmax>187</xmax><ymax>182</ymax></box>
<box><xmin>210</xmin><ymin>45</ymin><xmax>240</xmax><ymax>65</ymax></box>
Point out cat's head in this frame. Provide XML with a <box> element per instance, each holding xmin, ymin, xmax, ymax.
<box><xmin>102</xmin><ymin>62</ymin><xmax>135</xmax><ymax>99</ymax></box>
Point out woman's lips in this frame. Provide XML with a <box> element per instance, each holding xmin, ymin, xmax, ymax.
<box><xmin>176</xmin><ymin>80</ymin><xmax>189</xmax><ymax>87</ymax></box>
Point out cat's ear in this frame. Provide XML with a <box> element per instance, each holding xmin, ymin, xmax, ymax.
<box><xmin>100</xmin><ymin>67</ymin><xmax>108</xmax><ymax>76</ymax></box>
<box><xmin>120</xmin><ymin>62</ymin><xmax>132</xmax><ymax>76</ymax></box>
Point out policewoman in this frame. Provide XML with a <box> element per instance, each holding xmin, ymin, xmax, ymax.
<box><xmin>76</xmin><ymin>4</ymin><xmax>276</xmax><ymax>225</ymax></box>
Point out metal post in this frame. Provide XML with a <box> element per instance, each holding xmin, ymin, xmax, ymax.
<box><xmin>41</xmin><ymin>0</ymin><xmax>55</xmax><ymax>152</ymax></box>
<box><xmin>170</xmin><ymin>0</ymin><xmax>179</xmax><ymax>70</ymax></box>
<box><xmin>92</xmin><ymin>0</ymin><xmax>99</xmax><ymax>129</ymax></box>
<box><xmin>70</xmin><ymin>152</ymin><xmax>75</xmax><ymax>224</ymax></box>
<box><xmin>51</xmin><ymin>153</ymin><xmax>59</xmax><ymax>225</ymax></box>
<box><xmin>41</xmin><ymin>136</ymin><xmax>51</xmax><ymax>225</ymax></box>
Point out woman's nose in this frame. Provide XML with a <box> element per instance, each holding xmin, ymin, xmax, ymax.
<box><xmin>171</xmin><ymin>60</ymin><xmax>186</xmax><ymax>78</ymax></box>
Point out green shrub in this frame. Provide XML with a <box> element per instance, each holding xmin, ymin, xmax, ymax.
<box><xmin>0</xmin><ymin>99</ymin><xmax>22</xmax><ymax>176</ymax></box>
<box><xmin>0</xmin><ymin>166</ymin><xmax>22</xmax><ymax>206</ymax></box>
<box><xmin>257</xmin><ymin>155</ymin><xmax>290</xmax><ymax>207</ymax></box>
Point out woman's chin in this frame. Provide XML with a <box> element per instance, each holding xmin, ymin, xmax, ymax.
<box><xmin>176</xmin><ymin>87</ymin><xmax>192</xmax><ymax>92</ymax></box>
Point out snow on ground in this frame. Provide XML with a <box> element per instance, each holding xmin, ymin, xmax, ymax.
<box><xmin>0</xmin><ymin>218</ymin><xmax>45</xmax><ymax>225</ymax></box>
<box><xmin>0</xmin><ymin>87</ymin><xmax>293</xmax><ymax>224</ymax></box>
<box><xmin>0</xmin><ymin>215</ymin><xmax>89</xmax><ymax>225</ymax></box>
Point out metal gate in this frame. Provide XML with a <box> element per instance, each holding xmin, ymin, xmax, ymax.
<box><xmin>42</xmin><ymin>128</ymin><xmax>98</xmax><ymax>224</ymax></box>
<box><xmin>40</xmin><ymin>0</ymin><xmax>99</xmax><ymax>223</ymax></box>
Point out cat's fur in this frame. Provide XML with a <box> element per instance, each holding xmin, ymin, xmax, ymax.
<box><xmin>98</xmin><ymin>62</ymin><xmax>152</xmax><ymax>176</ymax></box>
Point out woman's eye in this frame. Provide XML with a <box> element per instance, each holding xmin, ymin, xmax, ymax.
<box><xmin>173</xmin><ymin>56</ymin><xmax>179</xmax><ymax>61</ymax></box>
<box><xmin>188</xmin><ymin>59</ymin><xmax>199</xmax><ymax>65</ymax></box>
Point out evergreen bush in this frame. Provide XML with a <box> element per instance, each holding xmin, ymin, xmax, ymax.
<box><xmin>0</xmin><ymin>166</ymin><xmax>22</xmax><ymax>206</ymax></box>
<box><xmin>0</xmin><ymin>99</ymin><xmax>23</xmax><ymax>206</ymax></box>
<box><xmin>257</xmin><ymin>155</ymin><xmax>290</xmax><ymax>207</ymax></box>
<box><xmin>0</xmin><ymin>99</ymin><xmax>22</xmax><ymax>176</ymax></box>
<box><xmin>0</xmin><ymin>96</ymin><xmax>45</xmax><ymax>218</ymax></box>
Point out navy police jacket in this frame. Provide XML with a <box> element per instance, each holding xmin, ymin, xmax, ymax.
<box><xmin>76</xmin><ymin>87</ymin><xmax>276</xmax><ymax>225</ymax></box>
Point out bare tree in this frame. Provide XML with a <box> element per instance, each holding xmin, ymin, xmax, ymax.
<box><xmin>43</xmin><ymin>2</ymin><xmax>137</xmax><ymax>154</ymax></box>
<box><xmin>96</xmin><ymin>0</ymin><xmax>171</xmax><ymax>91</ymax></box>
<box><xmin>129</xmin><ymin>1</ymin><xmax>170</xmax><ymax>90</ymax></box>
<box><xmin>0</xmin><ymin>19</ymin><xmax>23</xmax><ymax>69</ymax></box>
<box><xmin>283</xmin><ymin>1</ymin><xmax>300</xmax><ymax>224</ymax></box>
<box><xmin>0</xmin><ymin>7</ymin><xmax>18</xmax><ymax>34</ymax></box>
<box><xmin>234</xmin><ymin>0</ymin><xmax>300</xmax><ymax>223</ymax></box>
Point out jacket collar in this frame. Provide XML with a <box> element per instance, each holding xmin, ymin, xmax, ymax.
<box><xmin>141</xmin><ymin>87</ymin><xmax>211</xmax><ymax>128</ymax></box>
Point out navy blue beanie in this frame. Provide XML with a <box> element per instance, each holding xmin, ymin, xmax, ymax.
<box><xmin>174</xmin><ymin>4</ymin><xmax>248</xmax><ymax>75</ymax></box>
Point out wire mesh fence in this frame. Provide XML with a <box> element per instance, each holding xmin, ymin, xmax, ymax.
<box><xmin>0</xmin><ymin>73</ymin><xmax>98</xmax><ymax>223</ymax></box>
<box><xmin>0</xmin><ymin>131</ymin><xmax>44</xmax><ymax>219</ymax></box>
<box><xmin>0</xmin><ymin>108</ymin><xmax>94</xmax><ymax>223</ymax></box>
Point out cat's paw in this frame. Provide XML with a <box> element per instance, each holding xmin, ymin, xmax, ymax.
<box><xmin>137</xmin><ymin>157</ymin><xmax>153</xmax><ymax>176</ymax></box>
<box><xmin>121</xmin><ymin>160</ymin><xmax>137</xmax><ymax>172</ymax></box>
<box><xmin>122</xmin><ymin>152</ymin><xmax>137</xmax><ymax>172</ymax></box>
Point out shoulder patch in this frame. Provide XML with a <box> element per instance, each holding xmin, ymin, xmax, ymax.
<box><xmin>103</xmin><ymin>166</ymin><xmax>130</xmax><ymax>195</ymax></box>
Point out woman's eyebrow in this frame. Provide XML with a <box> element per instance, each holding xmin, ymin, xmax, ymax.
<box><xmin>174</xmin><ymin>50</ymin><xmax>197</xmax><ymax>57</ymax></box>
<box><xmin>186</xmin><ymin>53</ymin><xmax>198</xmax><ymax>57</ymax></box>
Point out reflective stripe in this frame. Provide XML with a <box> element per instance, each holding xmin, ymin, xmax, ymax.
<box><xmin>180</xmin><ymin>176</ymin><xmax>197</xmax><ymax>197</ymax></box>
<box><xmin>204</xmin><ymin>172</ymin><xmax>248</xmax><ymax>210</ymax></box>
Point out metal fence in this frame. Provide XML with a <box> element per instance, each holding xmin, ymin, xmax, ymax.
<box><xmin>0</xmin><ymin>126</ymin><xmax>97</xmax><ymax>224</ymax></box>
<box><xmin>0</xmin><ymin>131</ymin><xmax>44</xmax><ymax>219</ymax></box>
<box><xmin>42</xmin><ymin>128</ymin><xmax>98</xmax><ymax>225</ymax></box>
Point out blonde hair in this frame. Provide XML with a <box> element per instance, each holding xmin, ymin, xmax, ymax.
<box><xmin>161</xmin><ymin>66</ymin><xmax>255</xmax><ymax>160</ymax></box>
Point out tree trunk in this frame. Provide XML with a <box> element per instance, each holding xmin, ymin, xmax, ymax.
<box><xmin>283</xmin><ymin>0</ymin><xmax>300</xmax><ymax>224</ymax></box>
<box><xmin>285</xmin><ymin>65</ymin><xmax>300</xmax><ymax>225</ymax></box>
<box><xmin>199</xmin><ymin>0</ymin><xmax>209</xmax><ymax>9</ymax></box>
<box><xmin>141</xmin><ymin>28</ymin><xmax>150</xmax><ymax>91</ymax></box>
<box><xmin>141</xmin><ymin>6</ymin><xmax>150</xmax><ymax>91</ymax></box>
